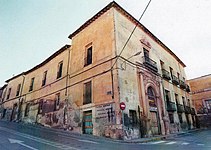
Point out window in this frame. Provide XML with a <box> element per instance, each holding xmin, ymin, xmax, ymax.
<box><xmin>16</xmin><ymin>84</ymin><xmax>21</xmax><ymax>96</ymax></box>
<box><xmin>168</xmin><ymin>113</ymin><xmax>174</xmax><ymax>123</ymax></box>
<box><xmin>143</xmin><ymin>48</ymin><xmax>149</xmax><ymax>57</ymax></box>
<box><xmin>187</xmin><ymin>99</ymin><xmax>190</xmax><ymax>107</ymax></box>
<box><xmin>175</xmin><ymin>94</ymin><xmax>179</xmax><ymax>104</ymax></box>
<box><xmin>25</xmin><ymin>103</ymin><xmax>30</xmax><ymax>117</ymax></box>
<box><xmin>29</xmin><ymin>77</ymin><xmax>35</xmax><ymax>92</ymax></box>
<box><xmin>178</xmin><ymin>113</ymin><xmax>183</xmax><ymax>123</ymax></box>
<box><xmin>84</xmin><ymin>46</ymin><xmax>92</xmax><ymax>66</ymax></box>
<box><xmin>83</xmin><ymin>81</ymin><xmax>92</xmax><ymax>105</ymax></box>
<box><xmin>169</xmin><ymin>67</ymin><xmax>173</xmax><ymax>79</ymax></box>
<box><xmin>165</xmin><ymin>90</ymin><xmax>170</xmax><ymax>103</ymax></box>
<box><xmin>42</xmin><ymin>71</ymin><xmax>47</xmax><ymax>86</ymax></box>
<box><xmin>147</xmin><ymin>87</ymin><xmax>156</xmax><ymax>107</ymax></box>
<box><xmin>160</xmin><ymin>60</ymin><xmax>164</xmax><ymax>69</ymax></box>
<box><xmin>129</xmin><ymin>110</ymin><xmax>137</xmax><ymax>125</ymax></box>
<box><xmin>177</xmin><ymin>72</ymin><xmax>180</xmax><ymax>80</ymax></box>
<box><xmin>205</xmin><ymin>99</ymin><xmax>211</xmax><ymax>110</ymax></box>
<box><xmin>57</xmin><ymin>61</ymin><xmax>63</xmax><ymax>79</ymax></box>
<box><xmin>38</xmin><ymin>100</ymin><xmax>43</xmax><ymax>114</ymax></box>
<box><xmin>6</xmin><ymin>88</ymin><xmax>11</xmax><ymax>100</ymax></box>
<box><xmin>182</xmin><ymin>96</ymin><xmax>186</xmax><ymax>105</ymax></box>
<box><xmin>54</xmin><ymin>93</ymin><xmax>60</xmax><ymax>111</ymax></box>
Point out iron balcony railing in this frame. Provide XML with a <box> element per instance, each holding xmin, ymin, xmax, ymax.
<box><xmin>184</xmin><ymin>105</ymin><xmax>191</xmax><ymax>114</ymax></box>
<box><xmin>142</xmin><ymin>56</ymin><xmax>158</xmax><ymax>72</ymax></box>
<box><xmin>162</xmin><ymin>69</ymin><xmax>171</xmax><ymax>80</ymax></box>
<box><xmin>166</xmin><ymin>101</ymin><xmax>177</xmax><ymax>112</ymax></box>
<box><xmin>179</xmin><ymin>80</ymin><xmax>186</xmax><ymax>89</ymax></box>
<box><xmin>172</xmin><ymin>75</ymin><xmax>179</xmax><ymax>85</ymax></box>
<box><xmin>191</xmin><ymin>108</ymin><xmax>196</xmax><ymax>115</ymax></box>
<box><xmin>177</xmin><ymin>104</ymin><xmax>185</xmax><ymax>113</ymax></box>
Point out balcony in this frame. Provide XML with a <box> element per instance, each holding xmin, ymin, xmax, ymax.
<box><xmin>142</xmin><ymin>56</ymin><xmax>158</xmax><ymax>73</ymax></box>
<box><xmin>179</xmin><ymin>80</ymin><xmax>186</xmax><ymax>89</ymax></box>
<box><xmin>162</xmin><ymin>69</ymin><xmax>171</xmax><ymax>80</ymax></box>
<box><xmin>191</xmin><ymin>108</ymin><xmax>196</xmax><ymax>115</ymax></box>
<box><xmin>172</xmin><ymin>75</ymin><xmax>179</xmax><ymax>85</ymax></box>
<box><xmin>177</xmin><ymin>104</ymin><xmax>185</xmax><ymax>113</ymax></box>
<box><xmin>184</xmin><ymin>106</ymin><xmax>191</xmax><ymax>114</ymax></box>
<box><xmin>166</xmin><ymin>101</ymin><xmax>177</xmax><ymax>112</ymax></box>
<box><xmin>186</xmin><ymin>85</ymin><xmax>190</xmax><ymax>92</ymax></box>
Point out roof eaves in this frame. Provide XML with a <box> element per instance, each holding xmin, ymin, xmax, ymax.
<box><xmin>68</xmin><ymin>1</ymin><xmax>186</xmax><ymax>67</ymax></box>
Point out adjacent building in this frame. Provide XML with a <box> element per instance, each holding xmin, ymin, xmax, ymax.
<box><xmin>188</xmin><ymin>74</ymin><xmax>211</xmax><ymax>127</ymax></box>
<box><xmin>0</xmin><ymin>2</ymin><xmax>195</xmax><ymax>139</ymax></box>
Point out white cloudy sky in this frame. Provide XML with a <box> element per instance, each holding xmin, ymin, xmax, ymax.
<box><xmin>0</xmin><ymin>0</ymin><xmax>211</xmax><ymax>86</ymax></box>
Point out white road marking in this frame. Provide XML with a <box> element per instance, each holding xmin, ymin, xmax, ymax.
<box><xmin>8</xmin><ymin>138</ymin><xmax>38</xmax><ymax>150</ymax></box>
<box><xmin>0</xmin><ymin>127</ymin><xmax>80</xmax><ymax>150</ymax></box>
<box><xmin>165</xmin><ymin>141</ymin><xmax>176</xmax><ymax>145</ymax></box>
<box><xmin>181</xmin><ymin>142</ymin><xmax>190</xmax><ymax>145</ymax></box>
<box><xmin>151</xmin><ymin>141</ymin><xmax>166</xmax><ymax>144</ymax></box>
<box><xmin>77</xmin><ymin>139</ymin><xmax>99</xmax><ymax>144</ymax></box>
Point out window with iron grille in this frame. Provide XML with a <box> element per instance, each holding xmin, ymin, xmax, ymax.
<box><xmin>54</xmin><ymin>93</ymin><xmax>60</xmax><ymax>111</ymax></box>
<box><xmin>29</xmin><ymin>77</ymin><xmax>35</xmax><ymax>92</ymax></box>
<box><xmin>16</xmin><ymin>84</ymin><xmax>21</xmax><ymax>96</ymax></box>
<box><xmin>83</xmin><ymin>81</ymin><xmax>92</xmax><ymax>105</ymax></box>
<box><xmin>129</xmin><ymin>110</ymin><xmax>137</xmax><ymax>125</ymax></box>
<box><xmin>178</xmin><ymin>113</ymin><xmax>183</xmax><ymax>123</ymax></box>
<box><xmin>25</xmin><ymin>103</ymin><xmax>30</xmax><ymax>117</ymax></box>
<box><xmin>6</xmin><ymin>88</ymin><xmax>11</xmax><ymax>100</ymax></box>
<box><xmin>42</xmin><ymin>71</ymin><xmax>47</xmax><ymax>86</ymax></box>
<box><xmin>168</xmin><ymin>113</ymin><xmax>174</xmax><ymax>124</ymax></box>
<box><xmin>57</xmin><ymin>61</ymin><xmax>63</xmax><ymax>79</ymax></box>
<box><xmin>84</xmin><ymin>46</ymin><xmax>92</xmax><ymax>66</ymax></box>
<box><xmin>38</xmin><ymin>100</ymin><xmax>43</xmax><ymax>114</ymax></box>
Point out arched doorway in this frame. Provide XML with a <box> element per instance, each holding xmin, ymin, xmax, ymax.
<box><xmin>147</xmin><ymin>86</ymin><xmax>159</xmax><ymax>135</ymax></box>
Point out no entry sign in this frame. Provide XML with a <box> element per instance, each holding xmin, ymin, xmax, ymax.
<box><xmin>120</xmin><ymin>102</ymin><xmax>126</xmax><ymax>110</ymax></box>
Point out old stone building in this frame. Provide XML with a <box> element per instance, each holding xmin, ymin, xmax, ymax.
<box><xmin>0</xmin><ymin>2</ymin><xmax>195</xmax><ymax>139</ymax></box>
<box><xmin>188</xmin><ymin>74</ymin><xmax>211</xmax><ymax>127</ymax></box>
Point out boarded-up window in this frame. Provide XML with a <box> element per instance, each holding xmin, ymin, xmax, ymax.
<box><xmin>83</xmin><ymin>81</ymin><xmax>92</xmax><ymax>105</ymax></box>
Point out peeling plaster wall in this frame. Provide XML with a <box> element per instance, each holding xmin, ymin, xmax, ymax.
<box><xmin>113</xmin><ymin>7</ymin><xmax>192</xmax><ymax>137</ymax></box>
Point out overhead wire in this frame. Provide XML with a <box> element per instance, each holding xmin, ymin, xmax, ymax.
<box><xmin>111</xmin><ymin>0</ymin><xmax>152</xmax><ymax>69</ymax></box>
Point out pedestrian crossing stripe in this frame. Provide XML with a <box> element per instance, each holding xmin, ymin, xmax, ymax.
<box><xmin>181</xmin><ymin>142</ymin><xmax>189</xmax><ymax>145</ymax></box>
<box><xmin>165</xmin><ymin>141</ymin><xmax>176</xmax><ymax>145</ymax></box>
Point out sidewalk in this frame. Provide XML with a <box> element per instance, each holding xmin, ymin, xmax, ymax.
<box><xmin>124</xmin><ymin>128</ymin><xmax>205</xmax><ymax>143</ymax></box>
<box><xmin>0</xmin><ymin>120</ymin><xmax>205</xmax><ymax>144</ymax></box>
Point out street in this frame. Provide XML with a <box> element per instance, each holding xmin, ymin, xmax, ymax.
<box><xmin>0</xmin><ymin>121</ymin><xmax>210</xmax><ymax>150</ymax></box>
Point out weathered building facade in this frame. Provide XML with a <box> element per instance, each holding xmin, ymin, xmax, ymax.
<box><xmin>188</xmin><ymin>74</ymin><xmax>211</xmax><ymax>127</ymax></box>
<box><xmin>0</xmin><ymin>2</ymin><xmax>195</xmax><ymax>139</ymax></box>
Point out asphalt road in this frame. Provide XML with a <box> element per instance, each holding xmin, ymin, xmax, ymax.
<box><xmin>0</xmin><ymin>120</ymin><xmax>210</xmax><ymax>150</ymax></box>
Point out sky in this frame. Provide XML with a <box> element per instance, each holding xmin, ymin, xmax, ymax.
<box><xmin>0</xmin><ymin>0</ymin><xmax>211</xmax><ymax>86</ymax></box>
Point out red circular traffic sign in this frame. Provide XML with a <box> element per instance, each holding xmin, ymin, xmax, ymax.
<box><xmin>120</xmin><ymin>102</ymin><xmax>126</xmax><ymax>110</ymax></box>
